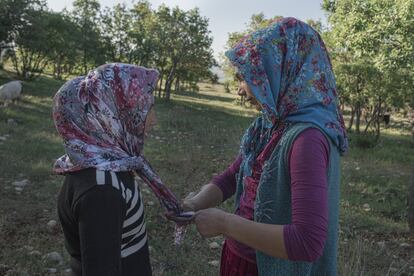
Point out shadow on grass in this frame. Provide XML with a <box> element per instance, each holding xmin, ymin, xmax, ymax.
<box><xmin>347</xmin><ymin>132</ymin><xmax>414</xmax><ymax>165</ymax></box>
<box><xmin>173</xmin><ymin>90</ymin><xmax>236</xmax><ymax>103</ymax></box>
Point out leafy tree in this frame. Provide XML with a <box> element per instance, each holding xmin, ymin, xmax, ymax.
<box><xmin>129</xmin><ymin>0</ymin><xmax>158</xmax><ymax>67</ymax></box>
<box><xmin>0</xmin><ymin>0</ymin><xmax>45</xmax><ymax>68</ymax></box>
<box><xmin>71</xmin><ymin>0</ymin><xmax>105</xmax><ymax>74</ymax></box>
<box><xmin>101</xmin><ymin>4</ymin><xmax>133</xmax><ymax>63</ymax></box>
<box><xmin>46</xmin><ymin>12</ymin><xmax>81</xmax><ymax>79</ymax></box>
<box><xmin>154</xmin><ymin>6</ymin><xmax>215</xmax><ymax>100</ymax></box>
<box><xmin>11</xmin><ymin>7</ymin><xmax>54</xmax><ymax>79</ymax></box>
<box><xmin>323</xmin><ymin>0</ymin><xmax>414</xmax><ymax>139</ymax></box>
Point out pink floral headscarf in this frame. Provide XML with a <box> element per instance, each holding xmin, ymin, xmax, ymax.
<box><xmin>53</xmin><ymin>63</ymin><xmax>181</xmax><ymax>214</ymax></box>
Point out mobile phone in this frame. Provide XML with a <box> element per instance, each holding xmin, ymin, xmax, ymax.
<box><xmin>172</xmin><ymin>211</ymin><xmax>195</xmax><ymax>222</ymax></box>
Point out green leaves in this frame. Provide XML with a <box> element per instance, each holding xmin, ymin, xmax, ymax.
<box><xmin>324</xmin><ymin>0</ymin><xmax>414</xmax><ymax>137</ymax></box>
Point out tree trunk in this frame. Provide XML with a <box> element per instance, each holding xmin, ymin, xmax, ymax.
<box><xmin>164</xmin><ymin>78</ymin><xmax>172</xmax><ymax>100</ymax></box>
<box><xmin>375</xmin><ymin>97</ymin><xmax>382</xmax><ymax>139</ymax></box>
<box><xmin>409</xmin><ymin>168</ymin><xmax>414</xmax><ymax>236</ymax></box>
<box><xmin>175</xmin><ymin>77</ymin><xmax>180</xmax><ymax>92</ymax></box>
<box><xmin>364</xmin><ymin>106</ymin><xmax>378</xmax><ymax>133</ymax></box>
<box><xmin>158</xmin><ymin>72</ymin><xmax>164</xmax><ymax>98</ymax></box>
<box><xmin>355</xmin><ymin>104</ymin><xmax>362</xmax><ymax>134</ymax></box>
<box><xmin>11</xmin><ymin>53</ymin><xmax>21</xmax><ymax>76</ymax></box>
<box><xmin>164</xmin><ymin>62</ymin><xmax>177</xmax><ymax>101</ymax></box>
<box><xmin>348</xmin><ymin>107</ymin><xmax>355</xmax><ymax>131</ymax></box>
<box><xmin>83</xmin><ymin>48</ymin><xmax>87</xmax><ymax>75</ymax></box>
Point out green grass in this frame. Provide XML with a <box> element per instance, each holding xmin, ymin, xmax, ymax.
<box><xmin>0</xmin><ymin>72</ymin><xmax>413</xmax><ymax>275</ymax></box>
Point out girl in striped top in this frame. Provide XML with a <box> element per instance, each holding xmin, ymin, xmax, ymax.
<box><xmin>53</xmin><ymin>63</ymin><xmax>180</xmax><ymax>276</ymax></box>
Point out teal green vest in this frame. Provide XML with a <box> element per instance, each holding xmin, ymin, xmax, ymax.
<box><xmin>235</xmin><ymin>123</ymin><xmax>341</xmax><ymax>276</ymax></box>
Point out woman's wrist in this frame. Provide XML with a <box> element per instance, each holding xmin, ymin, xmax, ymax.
<box><xmin>184</xmin><ymin>184</ymin><xmax>224</xmax><ymax>211</ymax></box>
<box><xmin>182</xmin><ymin>197</ymin><xmax>198</xmax><ymax>211</ymax></box>
<box><xmin>219</xmin><ymin>212</ymin><xmax>233</xmax><ymax>236</ymax></box>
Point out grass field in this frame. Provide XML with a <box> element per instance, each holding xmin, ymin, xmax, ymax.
<box><xmin>0</xmin><ymin>70</ymin><xmax>413</xmax><ymax>275</ymax></box>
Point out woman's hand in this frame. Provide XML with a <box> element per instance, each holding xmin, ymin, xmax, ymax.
<box><xmin>194</xmin><ymin>208</ymin><xmax>229</xmax><ymax>238</ymax></box>
<box><xmin>181</xmin><ymin>184</ymin><xmax>224</xmax><ymax>212</ymax></box>
<box><xmin>182</xmin><ymin>192</ymin><xmax>198</xmax><ymax>211</ymax></box>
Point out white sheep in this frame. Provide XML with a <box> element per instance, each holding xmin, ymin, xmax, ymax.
<box><xmin>0</xmin><ymin>80</ymin><xmax>22</xmax><ymax>104</ymax></box>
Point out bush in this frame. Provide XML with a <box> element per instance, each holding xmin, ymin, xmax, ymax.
<box><xmin>351</xmin><ymin>134</ymin><xmax>379</xmax><ymax>149</ymax></box>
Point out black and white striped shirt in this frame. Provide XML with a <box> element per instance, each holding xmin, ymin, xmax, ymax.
<box><xmin>95</xmin><ymin>170</ymin><xmax>147</xmax><ymax>257</ymax></box>
<box><xmin>58</xmin><ymin>168</ymin><xmax>152</xmax><ymax>276</ymax></box>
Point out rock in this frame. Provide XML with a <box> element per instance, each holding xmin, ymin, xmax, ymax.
<box><xmin>29</xmin><ymin>250</ymin><xmax>41</xmax><ymax>257</ymax></box>
<box><xmin>14</xmin><ymin>187</ymin><xmax>23</xmax><ymax>192</ymax></box>
<box><xmin>44</xmin><ymin>252</ymin><xmax>63</xmax><ymax>265</ymax></box>
<box><xmin>0</xmin><ymin>136</ymin><xmax>7</xmax><ymax>141</ymax></box>
<box><xmin>399</xmin><ymin>242</ymin><xmax>411</xmax><ymax>248</ymax></box>
<box><xmin>7</xmin><ymin>118</ymin><xmax>17</xmax><ymax>126</ymax></box>
<box><xmin>208</xmin><ymin>260</ymin><xmax>219</xmax><ymax>267</ymax></box>
<box><xmin>47</xmin><ymin>220</ymin><xmax>58</xmax><ymax>230</ymax></box>
<box><xmin>47</xmin><ymin>268</ymin><xmax>57</xmax><ymax>273</ymax></box>
<box><xmin>147</xmin><ymin>201</ymin><xmax>154</xmax><ymax>206</ymax></box>
<box><xmin>362</xmin><ymin>203</ymin><xmax>371</xmax><ymax>212</ymax></box>
<box><xmin>209</xmin><ymin>242</ymin><xmax>220</xmax><ymax>249</ymax></box>
<box><xmin>63</xmin><ymin>268</ymin><xmax>72</xmax><ymax>275</ymax></box>
<box><xmin>12</xmin><ymin>179</ymin><xmax>30</xmax><ymax>188</ymax></box>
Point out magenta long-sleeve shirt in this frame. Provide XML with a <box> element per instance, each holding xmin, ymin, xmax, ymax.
<box><xmin>212</xmin><ymin>128</ymin><xmax>330</xmax><ymax>262</ymax></box>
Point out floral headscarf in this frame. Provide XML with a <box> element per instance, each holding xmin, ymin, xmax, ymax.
<box><xmin>53</xmin><ymin>63</ymin><xmax>181</xmax><ymax>214</ymax></box>
<box><xmin>225</xmin><ymin>18</ymin><xmax>348</xmax><ymax>175</ymax></box>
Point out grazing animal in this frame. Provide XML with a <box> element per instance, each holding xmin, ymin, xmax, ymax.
<box><xmin>0</xmin><ymin>80</ymin><xmax>22</xmax><ymax>104</ymax></box>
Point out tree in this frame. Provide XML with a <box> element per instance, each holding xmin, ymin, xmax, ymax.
<box><xmin>323</xmin><ymin>0</ymin><xmax>414</xmax><ymax>139</ymax></box>
<box><xmin>129</xmin><ymin>0</ymin><xmax>158</xmax><ymax>67</ymax></box>
<box><xmin>101</xmin><ymin>4</ymin><xmax>133</xmax><ymax>63</ymax></box>
<box><xmin>46</xmin><ymin>12</ymin><xmax>81</xmax><ymax>79</ymax></box>
<box><xmin>11</xmin><ymin>7</ymin><xmax>54</xmax><ymax>79</ymax></box>
<box><xmin>153</xmin><ymin>6</ymin><xmax>215</xmax><ymax>100</ymax></box>
<box><xmin>0</xmin><ymin>0</ymin><xmax>45</xmax><ymax>68</ymax></box>
<box><xmin>71</xmin><ymin>0</ymin><xmax>104</xmax><ymax>75</ymax></box>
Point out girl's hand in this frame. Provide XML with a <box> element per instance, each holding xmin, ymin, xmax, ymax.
<box><xmin>165</xmin><ymin>210</ymin><xmax>195</xmax><ymax>225</ymax></box>
<box><xmin>194</xmin><ymin>208</ymin><xmax>229</xmax><ymax>238</ymax></box>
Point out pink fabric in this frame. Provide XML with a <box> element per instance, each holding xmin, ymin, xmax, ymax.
<box><xmin>212</xmin><ymin>128</ymin><xmax>329</xmax><ymax>262</ymax></box>
<box><xmin>237</xmin><ymin>124</ymin><xmax>286</xmax><ymax>221</ymax></box>
<box><xmin>220</xmin><ymin>241</ymin><xmax>258</xmax><ymax>276</ymax></box>
<box><xmin>212</xmin><ymin>156</ymin><xmax>241</xmax><ymax>201</ymax></box>
<box><xmin>283</xmin><ymin>128</ymin><xmax>329</xmax><ymax>262</ymax></box>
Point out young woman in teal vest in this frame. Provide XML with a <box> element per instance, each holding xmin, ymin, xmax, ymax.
<box><xmin>184</xmin><ymin>18</ymin><xmax>348</xmax><ymax>275</ymax></box>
